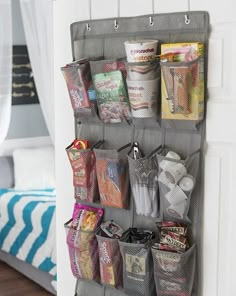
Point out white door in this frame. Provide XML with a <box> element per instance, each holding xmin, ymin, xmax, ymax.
<box><xmin>54</xmin><ymin>1</ymin><xmax>236</xmax><ymax>295</ymax></box>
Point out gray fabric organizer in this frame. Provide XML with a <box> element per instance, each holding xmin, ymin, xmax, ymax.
<box><xmin>69</xmin><ymin>10</ymin><xmax>209</xmax><ymax>296</ymax></box>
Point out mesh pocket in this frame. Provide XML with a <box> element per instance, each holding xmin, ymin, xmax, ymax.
<box><xmin>119</xmin><ymin>241</ymin><xmax>155</xmax><ymax>296</ymax></box>
<box><xmin>161</xmin><ymin>57</ymin><xmax>204</xmax><ymax>121</ymax></box>
<box><xmin>65</xmin><ymin>219</ymin><xmax>100</xmax><ymax>281</ymax></box>
<box><xmin>94</xmin><ymin>148</ymin><xmax>130</xmax><ymax>209</ymax></box>
<box><xmin>66</xmin><ymin>143</ymin><xmax>99</xmax><ymax>202</ymax></box>
<box><xmin>96</xmin><ymin>234</ymin><xmax>123</xmax><ymax>288</ymax></box>
<box><xmin>152</xmin><ymin>244</ymin><xmax>196</xmax><ymax>296</ymax></box>
<box><xmin>128</xmin><ymin>150</ymin><xmax>160</xmax><ymax>218</ymax></box>
<box><xmin>157</xmin><ymin>149</ymin><xmax>200</xmax><ymax>222</ymax></box>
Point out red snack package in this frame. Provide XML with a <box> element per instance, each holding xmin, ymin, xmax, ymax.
<box><xmin>168</xmin><ymin>231</ymin><xmax>186</xmax><ymax>244</ymax></box>
<box><xmin>66</xmin><ymin>141</ymin><xmax>99</xmax><ymax>202</ymax></box>
<box><xmin>97</xmin><ymin>237</ymin><xmax>123</xmax><ymax>287</ymax></box>
<box><xmin>95</xmin><ymin>151</ymin><xmax>129</xmax><ymax>209</ymax></box>
<box><xmin>73</xmin><ymin>139</ymin><xmax>89</xmax><ymax>150</ymax></box>
<box><xmin>61</xmin><ymin>58</ymin><xmax>92</xmax><ymax>111</ymax></box>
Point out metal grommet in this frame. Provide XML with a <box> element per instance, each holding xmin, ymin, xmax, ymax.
<box><xmin>149</xmin><ymin>16</ymin><xmax>154</xmax><ymax>26</ymax></box>
<box><xmin>185</xmin><ymin>14</ymin><xmax>190</xmax><ymax>25</ymax></box>
<box><xmin>86</xmin><ymin>23</ymin><xmax>91</xmax><ymax>31</ymax></box>
<box><xmin>114</xmin><ymin>19</ymin><xmax>119</xmax><ymax>30</ymax></box>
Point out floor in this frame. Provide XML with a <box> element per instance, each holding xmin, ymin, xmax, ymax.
<box><xmin>0</xmin><ymin>261</ymin><xmax>53</xmax><ymax>296</ymax></box>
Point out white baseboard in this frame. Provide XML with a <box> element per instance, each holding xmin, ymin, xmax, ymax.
<box><xmin>0</xmin><ymin>136</ymin><xmax>52</xmax><ymax>156</ymax></box>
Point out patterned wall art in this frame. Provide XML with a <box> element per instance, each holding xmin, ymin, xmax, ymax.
<box><xmin>12</xmin><ymin>45</ymin><xmax>39</xmax><ymax>105</ymax></box>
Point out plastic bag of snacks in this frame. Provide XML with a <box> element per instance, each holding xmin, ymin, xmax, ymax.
<box><xmin>96</xmin><ymin>221</ymin><xmax>123</xmax><ymax>287</ymax></box>
<box><xmin>65</xmin><ymin>204</ymin><xmax>104</xmax><ymax>281</ymax></box>
<box><xmin>93</xmin><ymin>70</ymin><xmax>132</xmax><ymax>124</ymax></box>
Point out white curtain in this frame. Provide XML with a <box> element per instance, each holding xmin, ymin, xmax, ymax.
<box><xmin>20</xmin><ymin>0</ymin><xmax>54</xmax><ymax>142</ymax></box>
<box><xmin>0</xmin><ymin>0</ymin><xmax>12</xmax><ymax>145</ymax></box>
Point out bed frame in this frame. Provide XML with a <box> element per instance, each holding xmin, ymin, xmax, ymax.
<box><xmin>0</xmin><ymin>250</ymin><xmax>56</xmax><ymax>295</ymax></box>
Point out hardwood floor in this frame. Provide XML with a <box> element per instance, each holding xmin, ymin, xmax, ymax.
<box><xmin>0</xmin><ymin>261</ymin><xmax>53</xmax><ymax>296</ymax></box>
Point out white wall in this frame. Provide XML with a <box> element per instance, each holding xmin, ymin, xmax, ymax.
<box><xmin>54</xmin><ymin>1</ymin><xmax>236</xmax><ymax>296</ymax></box>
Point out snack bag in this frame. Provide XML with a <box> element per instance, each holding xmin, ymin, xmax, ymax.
<box><xmin>71</xmin><ymin>203</ymin><xmax>104</xmax><ymax>232</ymax></box>
<box><xmin>61</xmin><ymin>58</ymin><xmax>92</xmax><ymax>112</ymax></box>
<box><xmin>97</xmin><ymin>221</ymin><xmax>123</xmax><ymax>287</ymax></box>
<box><xmin>66</xmin><ymin>140</ymin><xmax>99</xmax><ymax>202</ymax></box>
<box><xmin>95</xmin><ymin>156</ymin><xmax>129</xmax><ymax>208</ymax></box>
<box><xmin>66</xmin><ymin>204</ymin><xmax>104</xmax><ymax>281</ymax></box>
<box><xmin>93</xmin><ymin>70</ymin><xmax>132</xmax><ymax>124</ymax></box>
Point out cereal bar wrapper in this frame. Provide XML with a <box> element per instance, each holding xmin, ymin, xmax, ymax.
<box><xmin>93</xmin><ymin>70</ymin><xmax>132</xmax><ymax>124</ymax></box>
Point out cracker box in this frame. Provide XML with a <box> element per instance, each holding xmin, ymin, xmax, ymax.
<box><xmin>161</xmin><ymin>42</ymin><xmax>204</xmax><ymax>121</ymax></box>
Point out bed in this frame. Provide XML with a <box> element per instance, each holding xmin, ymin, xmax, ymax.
<box><xmin>0</xmin><ymin>148</ymin><xmax>56</xmax><ymax>295</ymax></box>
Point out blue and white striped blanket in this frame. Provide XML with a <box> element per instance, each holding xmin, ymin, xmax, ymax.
<box><xmin>0</xmin><ymin>189</ymin><xmax>56</xmax><ymax>277</ymax></box>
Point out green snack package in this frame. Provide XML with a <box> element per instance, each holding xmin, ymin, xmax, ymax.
<box><xmin>93</xmin><ymin>70</ymin><xmax>132</xmax><ymax>124</ymax></box>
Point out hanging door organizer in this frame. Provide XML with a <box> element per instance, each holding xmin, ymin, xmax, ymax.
<box><xmin>67</xmin><ymin>10</ymin><xmax>209</xmax><ymax>296</ymax></box>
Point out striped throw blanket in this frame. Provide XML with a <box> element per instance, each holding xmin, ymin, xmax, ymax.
<box><xmin>0</xmin><ymin>189</ymin><xmax>56</xmax><ymax>277</ymax></box>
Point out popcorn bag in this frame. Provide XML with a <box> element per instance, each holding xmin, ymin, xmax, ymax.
<box><xmin>65</xmin><ymin>204</ymin><xmax>104</xmax><ymax>281</ymax></box>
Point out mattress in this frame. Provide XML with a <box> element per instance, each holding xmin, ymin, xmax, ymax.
<box><xmin>0</xmin><ymin>189</ymin><xmax>56</xmax><ymax>279</ymax></box>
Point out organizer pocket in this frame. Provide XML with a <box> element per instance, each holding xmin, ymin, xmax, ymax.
<box><xmin>119</xmin><ymin>241</ymin><xmax>155</xmax><ymax>296</ymax></box>
<box><xmin>61</xmin><ymin>60</ymin><xmax>99</xmax><ymax>121</ymax></box>
<box><xmin>94</xmin><ymin>146</ymin><xmax>130</xmax><ymax>209</ymax></box>
<box><xmin>157</xmin><ymin>149</ymin><xmax>200</xmax><ymax>223</ymax></box>
<box><xmin>66</xmin><ymin>143</ymin><xmax>99</xmax><ymax>202</ymax></box>
<box><xmin>65</xmin><ymin>219</ymin><xmax>100</xmax><ymax>281</ymax></box>
<box><xmin>152</xmin><ymin>244</ymin><xmax>196</xmax><ymax>296</ymax></box>
<box><xmin>96</xmin><ymin>233</ymin><xmax>123</xmax><ymax>288</ymax></box>
<box><xmin>160</xmin><ymin>56</ymin><xmax>204</xmax><ymax>121</ymax></box>
<box><xmin>128</xmin><ymin>148</ymin><xmax>160</xmax><ymax>218</ymax></box>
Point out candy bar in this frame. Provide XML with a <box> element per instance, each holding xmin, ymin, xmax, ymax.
<box><xmin>167</xmin><ymin>231</ymin><xmax>186</xmax><ymax>244</ymax></box>
<box><xmin>162</xmin><ymin>226</ymin><xmax>187</xmax><ymax>236</ymax></box>
<box><xmin>152</xmin><ymin>243</ymin><xmax>177</xmax><ymax>253</ymax></box>
<box><xmin>161</xmin><ymin>235</ymin><xmax>186</xmax><ymax>252</ymax></box>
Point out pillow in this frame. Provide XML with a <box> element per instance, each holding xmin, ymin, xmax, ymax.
<box><xmin>0</xmin><ymin>156</ymin><xmax>14</xmax><ymax>188</ymax></box>
<box><xmin>13</xmin><ymin>146</ymin><xmax>55</xmax><ymax>190</ymax></box>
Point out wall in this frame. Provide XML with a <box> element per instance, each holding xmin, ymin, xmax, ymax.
<box><xmin>54</xmin><ymin>1</ymin><xmax>236</xmax><ymax>295</ymax></box>
<box><xmin>7</xmin><ymin>0</ymin><xmax>49</xmax><ymax>140</ymax></box>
